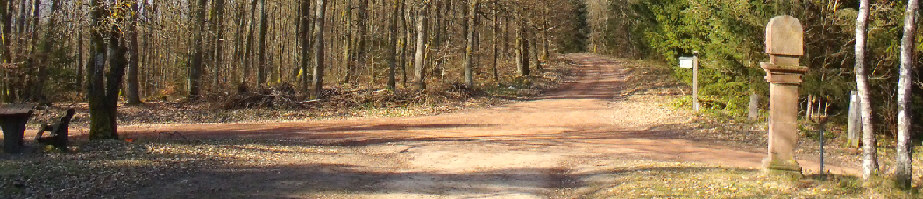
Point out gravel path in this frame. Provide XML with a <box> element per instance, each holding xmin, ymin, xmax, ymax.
<box><xmin>122</xmin><ymin>54</ymin><xmax>858</xmax><ymax>198</ymax></box>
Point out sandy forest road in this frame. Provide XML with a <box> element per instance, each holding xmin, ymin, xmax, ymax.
<box><xmin>129</xmin><ymin>54</ymin><xmax>854</xmax><ymax>198</ymax></box>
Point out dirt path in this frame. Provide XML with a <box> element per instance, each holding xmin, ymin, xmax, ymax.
<box><xmin>130</xmin><ymin>54</ymin><xmax>856</xmax><ymax>198</ymax></box>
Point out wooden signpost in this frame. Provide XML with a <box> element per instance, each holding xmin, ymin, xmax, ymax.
<box><xmin>679</xmin><ymin>52</ymin><xmax>700</xmax><ymax>112</ymax></box>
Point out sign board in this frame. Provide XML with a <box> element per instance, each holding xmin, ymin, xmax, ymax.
<box><xmin>679</xmin><ymin>57</ymin><xmax>694</xmax><ymax>69</ymax></box>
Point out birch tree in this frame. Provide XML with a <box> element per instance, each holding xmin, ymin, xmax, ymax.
<box><xmin>312</xmin><ymin>0</ymin><xmax>327</xmax><ymax>98</ymax></box>
<box><xmin>894</xmin><ymin>0</ymin><xmax>918</xmax><ymax>187</ymax></box>
<box><xmin>855</xmin><ymin>0</ymin><xmax>879</xmax><ymax>180</ymax></box>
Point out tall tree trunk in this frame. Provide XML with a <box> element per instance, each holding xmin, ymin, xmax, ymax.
<box><xmin>33</xmin><ymin>0</ymin><xmax>62</xmax><ymax>104</ymax></box>
<box><xmin>342</xmin><ymin>0</ymin><xmax>354</xmax><ymax>84</ymax></box>
<box><xmin>540</xmin><ymin>7</ymin><xmax>550</xmax><ymax>64</ymax></box>
<box><xmin>88</xmin><ymin>0</ymin><xmax>126</xmax><ymax>140</ymax></box>
<box><xmin>413</xmin><ymin>2</ymin><xmax>427</xmax><ymax>90</ymax></box>
<box><xmin>312</xmin><ymin>0</ymin><xmax>327</xmax><ymax>99</ymax></box>
<box><xmin>257</xmin><ymin>0</ymin><xmax>268</xmax><ymax>86</ymax></box>
<box><xmin>189</xmin><ymin>0</ymin><xmax>208</xmax><ymax>99</ymax></box>
<box><xmin>76</xmin><ymin>30</ymin><xmax>84</xmax><ymax>90</ymax></box>
<box><xmin>895</xmin><ymin>0</ymin><xmax>918</xmax><ymax>187</ymax></box>
<box><xmin>531</xmin><ymin>30</ymin><xmax>540</xmax><ymax>71</ymax></box>
<box><xmin>400</xmin><ymin>0</ymin><xmax>409</xmax><ymax>88</ymax></box>
<box><xmin>463</xmin><ymin>0</ymin><xmax>478</xmax><ymax>88</ymax></box>
<box><xmin>855</xmin><ymin>0</ymin><xmax>879</xmax><ymax>180</ymax></box>
<box><xmin>16</xmin><ymin>0</ymin><xmax>27</xmax><ymax>52</ymax></box>
<box><xmin>0</xmin><ymin>0</ymin><xmax>10</xmax><ymax>63</ymax></box>
<box><xmin>491</xmin><ymin>1</ymin><xmax>499</xmax><ymax>85</ymax></box>
<box><xmin>356</xmin><ymin>0</ymin><xmax>369</xmax><ymax>84</ymax></box>
<box><xmin>243</xmin><ymin>0</ymin><xmax>258</xmax><ymax>85</ymax></box>
<box><xmin>233</xmin><ymin>0</ymin><xmax>247</xmax><ymax>86</ymax></box>
<box><xmin>387</xmin><ymin>0</ymin><xmax>400</xmax><ymax>90</ymax></box>
<box><xmin>213</xmin><ymin>0</ymin><xmax>227</xmax><ymax>90</ymax></box>
<box><xmin>300</xmin><ymin>0</ymin><xmax>312</xmax><ymax>91</ymax></box>
<box><xmin>27</xmin><ymin>0</ymin><xmax>42</xmax><ymax>102</ymax></box>
<box><xmin>516</xmin><ymin>19</ymin><xmax>530</xmax><ymax>77</ymax></box>
<box><xmin>127</xmin><ymin>1</ymin><xmax>142</xmax><ymax>105</ymax></box>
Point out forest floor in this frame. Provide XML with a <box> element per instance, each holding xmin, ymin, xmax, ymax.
<box><xmin>2</xmin><ymin>53</ymin><xmax>920</xmax><ymax>198</ymax></box>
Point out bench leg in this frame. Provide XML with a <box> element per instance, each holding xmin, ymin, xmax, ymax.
<box><xmin>1</xmin><ymin>118</ymin><xmax>28</xmax><ymax>153</ymax></box>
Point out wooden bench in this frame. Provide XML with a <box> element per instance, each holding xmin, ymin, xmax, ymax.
<box><xmin>35</xmin><ymin>109</ymin><xmax>75</xmax><ymax>151</ymax></box>
<box><xmin>0</xmin><ymin>104</ymin><xmax>34</xmax><ymax>153</ymax></box>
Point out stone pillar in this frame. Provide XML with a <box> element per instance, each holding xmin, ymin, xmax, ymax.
<box><xmin>760</xmin><ymin>16</ymin><xmax>808</xmax><ymax>173</ymax></box>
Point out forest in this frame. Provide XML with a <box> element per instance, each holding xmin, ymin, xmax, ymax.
<box><xmin>0</xmin><ymin>0</ymin><xmax>922</xmax><ymax>198</ymax></box>
<box><xmin>0</xmin><ymin>0</ymin><xmax>579</xmax><ymax>136</ymax></box>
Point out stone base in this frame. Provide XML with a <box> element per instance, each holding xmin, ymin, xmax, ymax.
<box><xmin>763</xmin><ymin>158</ymin><xmax>802</xmax><ymax>177</ymax></box>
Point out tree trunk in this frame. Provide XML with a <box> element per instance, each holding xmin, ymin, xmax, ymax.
<box><xmin>300</xmin><ymin>0</ymin><xmax>312</xmax><ymax>91</ymax></box>
<box><xmin>213</xmin><ymin>0</ymin><xmax>227</xmax><ymax>90</ymax></box>
<box><xmin>517</xmin><ymin>19</ymin><xmax>530</xmax><ymax>77</ymax></box>
<box><xmin>243</xmin><ymin>0</ymin><xmax>258</xmax><ymax>85</ymax></box>
<box><xmin>127</xmin><ymin>1</ymin><xmax>142</xmax><ymax>105</ymax></box>
<box><xmin>401</xmin><ymin>0</ymin><xmax>409</xmax><ymax>88</ymax></box>
<box><xmin>312</xmin><ymin>0</ymin><xmax>327</xmax><ymax>99</ymax></box>
<box><xmin>76</xmin><ymin>30</ymin><xmax>84</xmax><ymax>90</ymax></box>
<box><xmin>356</xmin><ymin>0</ymin><xmax>369</xmax><ymax>84</ymax></box>
<box><xmin>855</xmin><ymin>0</ymin><xmax>879</xmax><ymax>180</ymax></box>
<box><xmin>531</xmin><ymin>31</ymin><xmax>540</xmax><ymax>71</ymax></box>
<box><xmin>257</xmin><ymin>0</ymin><xmax>268</xmax><ymax>86</ymax></box>
<box><xmin>413</xmin><ymin>2</ymin><xmax>427</xmax><ymax>90</ymax></box>
<box><xmin>88</xmin><ymin>0</ymin><xmax>125</xmax><ymax>140</ymax></box>
<box><xmin>463</xmin><ymin>0</ymin><xmax>479</xmax><ymax>88</ymax></box>
<box><xmin>233</xmin><ymin>1</ymin><xmax>247</xmax><ymax>86</ymax></box>
<box><xmin>0</xmin><ymin>0</ymin><xmax>10</xmax><ymax>63</ymax></box>
<box><xmin>342</xmin><ymin>0</ymin><xmax>354</xmax><ymax>84</ymax></box>
<box><xmin>387</xmin><ymin>0</ymin><xmax>400</xmax><ymax>90</ymax></box>
<box><xmin>27</xmin><ymin>0</ymin><xmax>42</xmax><ymax>103</ymax></box>
<box><xmin>491</xmin><ymin>0</ymin><xmax>499</xmax><ymax>85</ymax></box>
<box><xmin>894</xmin><ymin>0</ymin><xmax>918</xmax><ymax>187</ymax></box>
<box><xmin>188</xmin><ymin>0</ymin><xmax>208</xmax><ymax>98</ymax></box>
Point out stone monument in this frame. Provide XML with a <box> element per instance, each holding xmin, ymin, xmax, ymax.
<box><xmin>760</xmin><ymin>16</ymin><xmax>807</xmax><ymax>174</ymax></box>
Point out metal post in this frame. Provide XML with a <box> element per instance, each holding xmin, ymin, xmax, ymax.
<box><xmin>819</xmin><ymin>122</ymin><xmax>825</xmax><ymax>176</ymax></box>
<box><xmin>692</xmin><ymin>51</ymin><xmax>700</xmax><ymax>112</ymax></box>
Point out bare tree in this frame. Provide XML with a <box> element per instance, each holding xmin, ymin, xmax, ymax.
<box><xmin>463</xmin><ymin>0</ymin><xmax>479</xmax><ymax>88</ymax></box>
<box><xmin>243</xmin><ymin>0</ymin><xmax>258</xmax><ymax>85</ymax></box>
<box><xmin>516</xmin><ymin>17</ymin><xmax>530</xmax><ymax>77</ymax></box>
<box><xmin>213</xmin><ymin>0</ymin><xmax>227</xmax><ymax>90</ymax></box>
<box><xmin>189</xmin><ymin>0</ymin><xmax>208</xmax><ymax>98</ymax></box>
<box><xmin>300</xmin><ymin>0</ymin><xmax>312</xmax><ymax>91</ymax></box>
<box><xmin>356</xmin><ymin>0</ymin><xmax>369</xmax><ymax>83</ymax></box>
<box><xmin>387</xmin><ymin>0</ymin><xmax>400</xmax><ymax>90</ymax></box>
<box><xmin>413</xmin><ymin>1</ymin><xmax>428</xmax><ymax>90</ymax></box>
<box><xmin>127</xmin><ymin>1</ymin><xmax>142</xmax><ymax>105</ymax></box>
<box><xmin>257</xmin><ymin>0</ymin><xmax>268</xmax><ymax>85</ymax></box>
<box><xmin>895</xmin><ymin>0</ymin><xmax>918</xmax><ymax>187</ymax></box>
<box><xmin>312</xmin><ymin>0</ymin><xmax>327</xmax><ymax>98</ymax></box>
<box><xmin>491</xmin><ymin>0</ymin><xmax>500</xmax><ymax>85</ymax></box>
